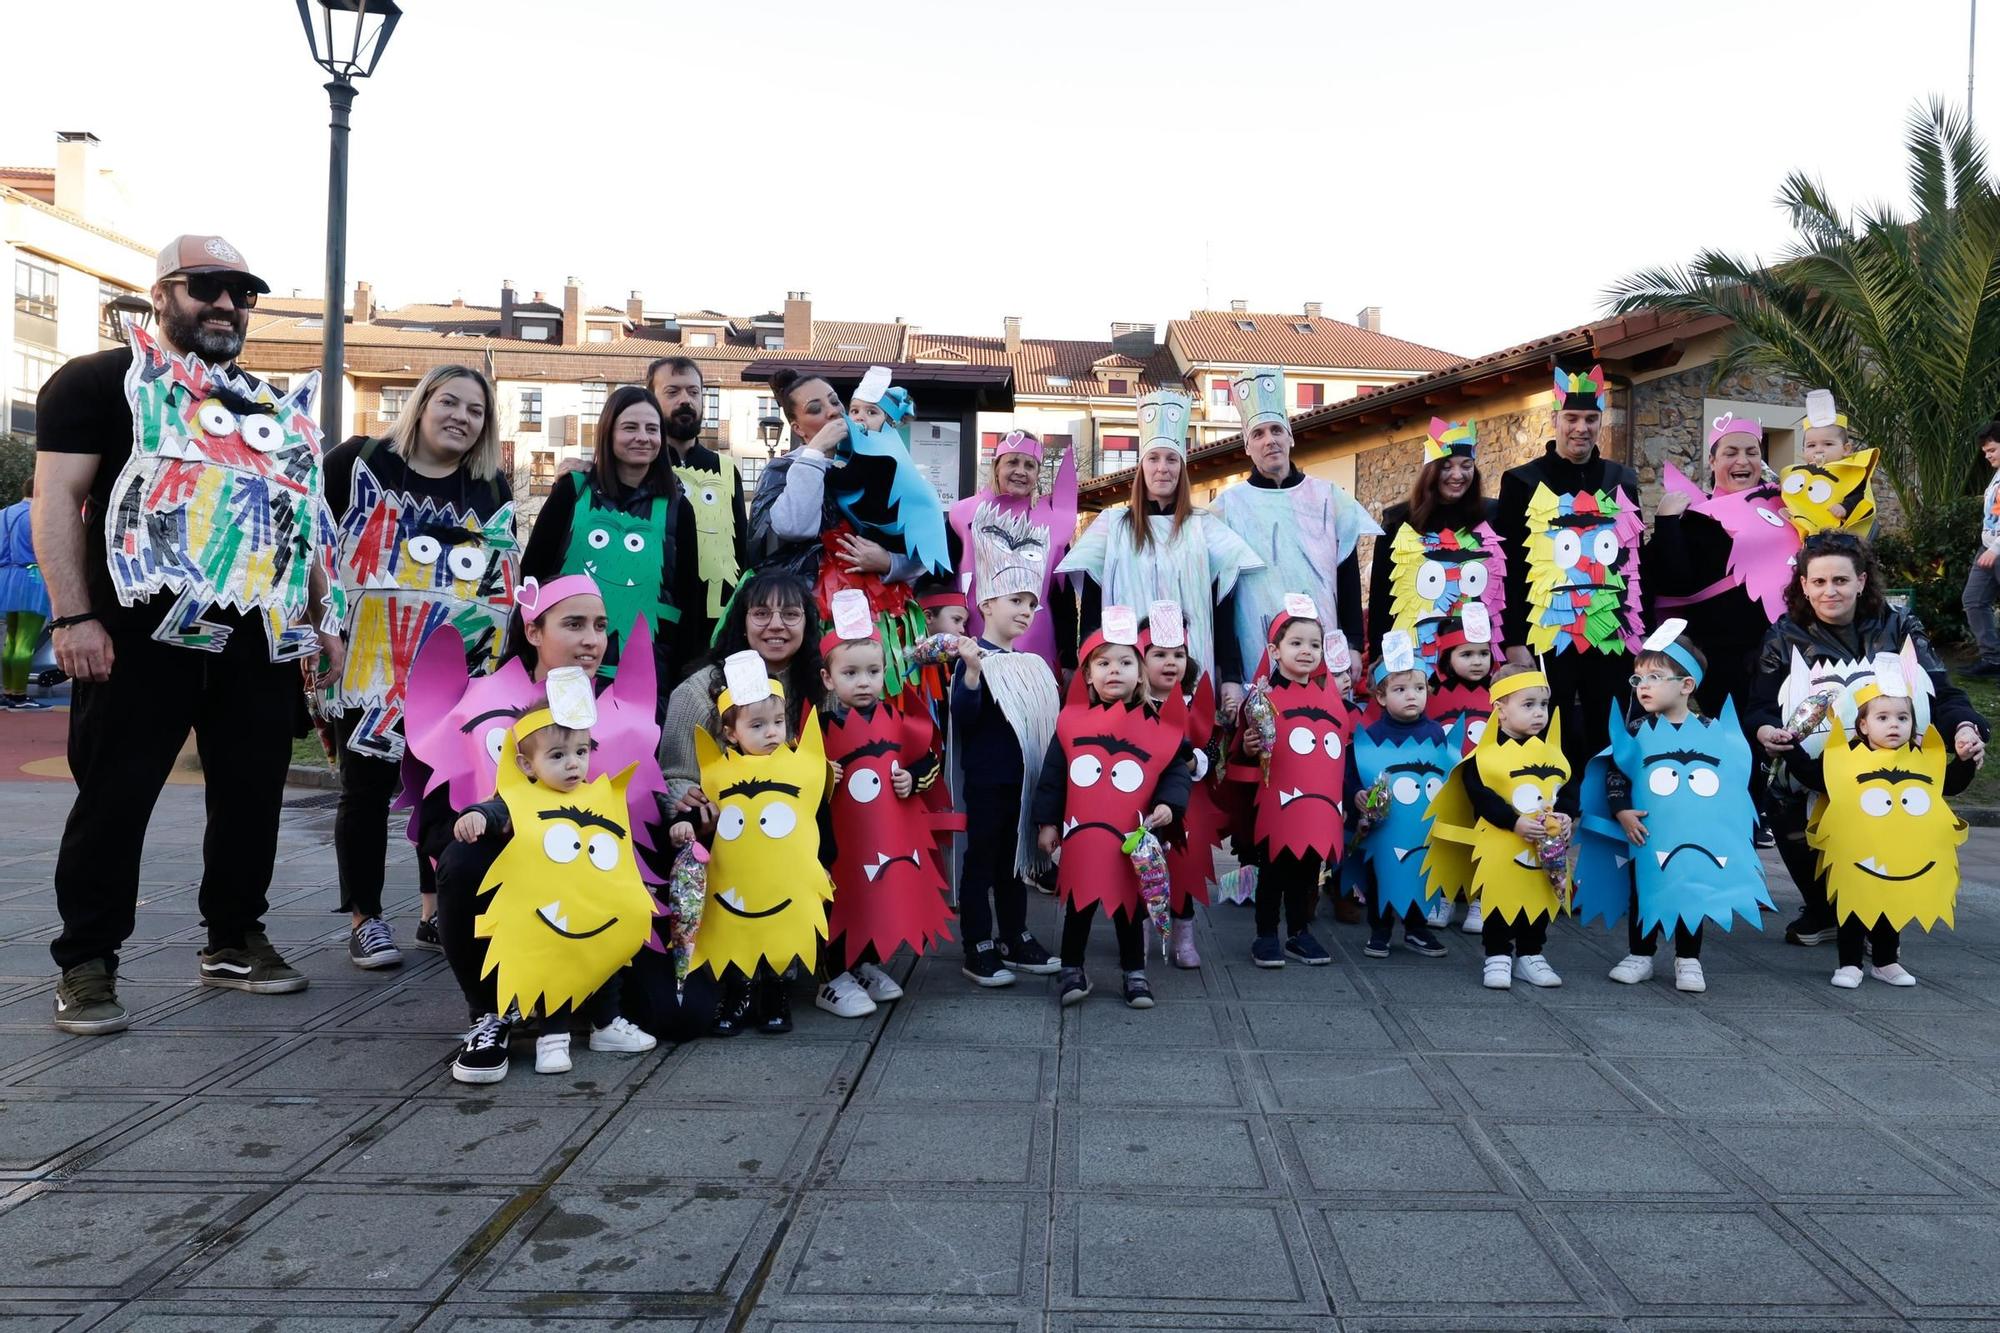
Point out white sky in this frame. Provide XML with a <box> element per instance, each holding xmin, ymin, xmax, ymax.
<box><xmin>0</xmin><ymin>0</ymin><xmax>1984</xmax><ymax>359</ymax></box>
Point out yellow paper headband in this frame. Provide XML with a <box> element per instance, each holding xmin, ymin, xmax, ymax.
<box><xmin>1798</xmin><ymin>412</ymin><xmax>1850</xmax><ymax>431</ymax></box>
<box><xmin>1489</xmin><ymin>671</ymin><xmax>1549</xmax><ymax>702</ymax></box>
<box><xmin>718</xmin><ymin>677</ymin><xmax>787</xmax><ymax>715</ymax></box>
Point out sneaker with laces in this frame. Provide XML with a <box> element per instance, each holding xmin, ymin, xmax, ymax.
<box><xmin>589</xmin><ymin>1016</ymin><xmax>658</xmax><ymax>1052</ymax></box>
<box><xmin>1673</xmin><ymin>957</ymin><xmax>1707</xmax><ymax>993</ymax></box>
<box><xmin>1363</xmin><ymin>929</ymin><xmax>1392</xmax><ymax>959</ymax></box>
<box><xmin>412</xmin><ymin>916</ymin><xmax>442</xmax><ymax>951</ymax></box>
<box><xmin>1250</xmin><ymin>935</ymin><xmax>1285</xmax><ymax>968</ymax></box>
<box><xmin>1058</xmin><ymin>966</ymin><xmax>1092</xmax><ymax>1005</ymax></box>
<box><xmin>1830</xmin><ymin>964</ymin><xmax>1863</xmax><ymax>989</ymax></box>
<box><xmin>815</xmin><ymin>971</ymin><xmax>877</xmax><ymax>1018</ymax></box>
<box><xmin>451</xmin><ymin>1013</ymin><xmax>512</xmax><ymax>1083</ymax></box>
<box><xmin>1284</xmin><ymin>930</ymin><xmax>1331</xmax><ymax>965</ymax></box>
<box><xmin>1482</xmin><ymin>956</ymin><xmax>1513</xmax><ymax>990</ymax></box>
<box><xmin>756</xmin><ymin>972</ymin><xmax>793</xmax><ymax>1034</ymax></box>
<box><xmin>710</xmin><ymin>971</ymin><xmax>753</xmax><ymax>1036</ymax></box>
<box><xmin>347</xmin><ymin>916</ymin><xmax>403</xmax><ymax>970</ymax></box>
<box><xmin>1785</xmin><ymin>913</ymin><xmax>1838</xmax><ymax>946</ymax></box>
<box><xmin>535</xmin><ymin>1031</ymin><xmax>573</xmax><ymax>1074</ymax></box>
<box><xmin>200</xmin><ymin>931</ymin><xmax>308</xmax><ymax>994</ymax></box>
<box><xmin>1168</xmin><ymin>919</ymin><xmax>1201</xmax><ymax>969</ymax></box>
<box><xmin>855</xmin><ymin>961</ymin><xmax>904</xmax><ymax>1001</ymax></box>
<box><xmin>52</xmin><ymin>958</ymin><xmax>129</xmax><ymax>1035</ymax></box>
<box><xmin>1513</xmin><ymin>954</ymin><xmax>1562</xmax><ymax>988</ymax></box>
<box><xmin>1866</xmin><ymin>961</ymin><xmax>1917</xmax><ymax>987</ymax></box>
<box><xmin>1608</xmin><ymin>953</ymin><xmax>1655</xmax><ymax>984</ymax></box>
<box><xmin>999</xmin><ymin>932</ymin><xmax>1061</xmax><ymax>976</ymax></box>
<box><xmin>1122</xmin><ymin>970</ymin><xmax>1154</xmax><ymax>1009</ymax></box>
<box><xmin>1424</xmin><ymin>897</ymin><xmax>1453</xmax><ymax>929</ymax></box>
<box><xmin>961</xmin><ymin>941</ymin><xmax>1016</xmax><ymax>988</ymax></box>
<box><xmin>1402</xmin><ymin>925</ymin><xmax>1449</xmax><ymax>958</ymax></box>
<box><xmin>1460</xmin><ymin>901</ymin><xmax>1484</xmax><ymax>934</ymax></box>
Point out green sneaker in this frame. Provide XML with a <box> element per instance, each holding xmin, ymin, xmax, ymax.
<box><xmin>199</xmin><ymin>931</ymin><xmax>308</xmax><ymax>994</ymax></box>
<box><xmin>53</xmin><ymin>958</ymin><xmax>130</xmax><ymax>1034</ymax></box>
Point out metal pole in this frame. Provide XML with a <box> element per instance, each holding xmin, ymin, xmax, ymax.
<box><xmin>320</xmin><ymin>78</ymin><xmax>356</xmax><ymax>446</ymax></box>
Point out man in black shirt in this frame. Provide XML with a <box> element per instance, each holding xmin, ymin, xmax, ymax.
<box><xmin>33</xmin><ymin>234</ymin><xmax>342</xmax><ymax>1034</ymax></box>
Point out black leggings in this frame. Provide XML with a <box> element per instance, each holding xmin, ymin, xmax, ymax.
<box><xmin>1482</xmin><ymin>910</ymin><xmax>1549</xmax><ymax>959</ymax></box>
<box><xmin>1627</xmin><ymin>887</ymin><xmax>1702</xmax><ymax>959</ymax></box>
<box><xmin>1838</xmin><ymin>917</ymin><xmax>1900</xmax><ymax>968</ymax></box>
<box><xmin>1363</xmin><ymin>867</ymin><xmax>1427</xmax><ymax>933</ymax></box>
<box><xmin>332</xmin><ymin>713</ymin><xmax>435</xmax><ymax>918</ymax></box>
<box><xmin>1256</xmin><ymin>852</ymin><xmax>1321</xmax><ymax>938</ymax></box>
<box><xmin>1060</xmin><ymin>902</ymin><xmax>1145</xmax><ymax>971</ymax></box>
<box><xmin>1770</xmin><ymin>793</ymin><xmax>1831</xmax><ymax>921</ymax></box>
<box><xmin>958</xmin><ymin>786</ymin><xmax>1028</xmax><ymax>952</ymax></box>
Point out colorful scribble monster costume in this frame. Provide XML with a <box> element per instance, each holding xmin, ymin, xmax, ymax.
<box><xmin>1523</xmin><ymin>484</ymin><xmax>1642</xmax><ymax>656</ymax></box>
<box><xmin>106</xmin><ymin>324</ymin><xmax>342</xmax><ymax>660</ymax></box>
<box><xmin>327</xmin><ymin>454</ymin><xmax>517</xmax><ymax>759</ymax></box>
<box><xmin>1389</xmin><ymin>523</ymin><xmax>1506</xmax><ymax>676</ymax></box>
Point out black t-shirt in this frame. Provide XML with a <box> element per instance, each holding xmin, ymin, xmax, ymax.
<box><xmin>322</xmin><ymin>435</ymin><xmax>514</xmax><ymax>526</ymax></box>
<box><xmin>35</xmin><ymin>345</ymin><xmax>140</xmax><ymax>626</ymax></box>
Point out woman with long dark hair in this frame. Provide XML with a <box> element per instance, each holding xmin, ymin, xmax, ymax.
<box><xmin>1364</xmin><ymin>418</ymin><xmax>1499</xmax><ymax>670</ymax></box>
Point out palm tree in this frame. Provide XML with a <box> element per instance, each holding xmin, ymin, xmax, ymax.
<box><xmin>1604</xmin><ymin>100</ymin><xmax>2000</xmax><ymax>520</ymax></box>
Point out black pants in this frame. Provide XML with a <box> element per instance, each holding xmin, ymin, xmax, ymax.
<box><xmin>958</xmin><ymin>785</ymin><xmax>1027</xmax><ymax>952</ymax></box>
<box><xmin>1059</xmin><ymin>901</ymin><xmax>1144</xmax><ymax>971</ymax></box>
<box><xmin>1364</xmin><ymin>872</ymin><xmax>1427</xmax><ymax>933</ymax></box>
<box><xmin>1628</xmin><ymin>886</ymin><xmax>1702</xmax><ymax>958</ymax></box>
<box><xmin>1838</xmin><ymin>916</ymin><xmax>1900</xmax><ymax>968</ymax></box>
<box><xmin>332</xmin><ymin>712</ymin><xmax>434</xmax><ymax>918</ymax></box>
<box><xmin>1695</xmin><ymin>643</ymin><xmax>1769</xmax><ymax>824</ymax></box>
<box><xmin>1769</xmin><ymin>793</ymin><xmax>1831</xmax><ymax>921</ymax></box>
<box><xmin>1482</xmin><ymin>910</ymin><xmax>1550</xmax><ymax>958</ymax></box>
<box><xmin>1545</xmin><ymin>649</ymin><xmax>1629</xmax><ymax>800</ymax></box>
<box><xmin>51</xmin><ymin>618</ymin><xmax>297</xmax><ymax>970</ymax></box>
<box><xmin>1256</xmin><ymin>852</ymin><xmax>1320</xmax><ymax>939</ymax></box>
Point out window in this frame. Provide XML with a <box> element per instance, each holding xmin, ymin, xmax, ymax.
<box><xmin>586</xmin><ymin>328</ymin><xmax>613</xmax><ymax>343</ymax></box>
<box><xmin>14</xmin><ymin>258</ymin><xmax>57</xmax><ymax>320</ymax></box>
<box><xmin>520</xmin><ymin>388</ymin><xmax>543</xmax><ymax>427</ymax></box>
<box><xmin>1297</xmin><ymin>382</ymin><xmax>1323</xmax><ymax>409</ymax></box>
<box><xmin>528</xmin><ymin>449</ymin><xmax>557</xmax><ymax>496</ymax></box>
<box><xmin>1099</xmin><ymin>433</ymin><xmax>1137</xmax><ymax>475</ymax></box>
<box><xmin>762</xmin><ymin>336</ymin><xmax>783</xmax><ymax>349</ymax></box>
<box><xmin>755</xmin><ymin>395</ymin><xmax>776</xmax><ymax>423</ymax></box>
<box><xmin>1047</xmin><ymin>375</ymin><xmax>1071</xmax><ymax>388</ymax></box>
<box><xmin>702</xmin><ymin>388</ymin><xmax>720</xmax><ymax>426</ymax></box>
<box><xmin>378</xmin><ymin>386</ymin><xmax>411</xmax><ymax>423</ymax></box>
<box><xmin>737</xmin><ymin>455</ymin><xmax>765</xmax><ymax>488</ymax></box>
<box><xmin>1233</xmin><ymin>319</ymin><xmax>1255</xmax><ymax>332</ymax></box>
<box><xmin>582</xmin><ymin>381</ymin><xmax>607</xmax><ymax>421</ymax></box>
<box><xmin>521</xmin><ymin>324</ymin><xmax>550</xmax><ymax>341</ymax></box>
<box><xmin>1210</xmin><ymin>378</ymin><xmax>1232</xmax><ymax>407</ymax></box>
<box><xmin>1106</xmin><ymin>378</ymin><xmax>1129</xmax><ymax>395</ymax></box>
<box><xmin>687</xmin><ymin>332</ymin><xmax>716</xmax><ymax>347</ymax></box>
<box><xmin>1354</xmin><ymin>384</ymin><xmax>1383</xmax><ymax>397</ymax></box>
<box><xmin>1293</xmin><ymin>322</ymin><xmax>1314</xmax><ymax>334</ymax></box>
<box><xmin>14</xmin><ymin>342</ymin><xmax>64</xmax><ymax>395</ymax></box>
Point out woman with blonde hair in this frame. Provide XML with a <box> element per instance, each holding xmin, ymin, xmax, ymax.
<box><xmin>323</xmin><ymin>363</ymin><xmax>518</xmax><ymax>970</ymax></box>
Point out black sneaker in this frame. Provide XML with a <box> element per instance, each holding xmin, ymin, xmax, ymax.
<box><xmin>961</xmin><ymin>940</ymin><xmax>1018</xmax><ymax>988</ymax></box>
<box><xmin>1122</xmin><ymin>970</ymin><xmax>1154</xmax><ymax>1009</ymax></box>
<box><xmin>1363</xmin><ymin>930</ymin><xmax>1393</xmax><ymax>959</ymax></box>
<box><xmin>1250</xmin><ymin>935</ymin><xmax>1286</xmax><ymax>968</ymax></box>
<box><xmin>710</xmin><ymin>971</ymin><xmax>753</xmax><ymax>1037</ymax></box>
<box><xmin>199</xmin><ymin>931</ymin><xmax>308</xmax><ymax>993</ymax></box>
<box><xmin>1058</xmin><ymin>966</ymin><xmax>1092</xmax><ymax>1006</ymax></box>
<box><xmin>53</xmin><ymin>958</ymin><xmax>129</xmax><ymax>1035</ymax></box>
<box><xmin>1403</xmin><ymin>925</ymin><xmax>1449</xmax><ymax>957</ymax></box>
<box><xmin>413</xmin><ymin>916</ymin><xmax>442</xmax><ymax>951</ymax></box>
<box><xmin>347</xmin><ymin>916</ymin><xmax>403</xmax><ymax>970</ymax></box>
<box><xmin>756</xmin><ymin>972</ymin><xmax>793</xmax><ymax>1034</ymax></box>
<box><xmin>999</xmin><ymin>931</ymin><xmax>1060</xmax><ymax>976</ymax></box>
<box><xmin>1753</xmin><ymin>824</ymin><xmax>1777</xmax><ymax>849</ymax></box>
<box><xmin>1785</xmin><ymin>913</ymin><xmax>1838</xmax><ymax>946</ymax></box>
<box><xmin>1285</xmin><ymin>930</ymin><xmax>1332</xmax><ymax>966</ymax></box>
<box><xmin>450</xmin><ymin>1012</ymin><xmax>512</xmax><ymax>1084</ymax></box>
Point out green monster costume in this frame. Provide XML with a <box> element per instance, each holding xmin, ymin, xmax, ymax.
<box><xmin>560</xmin><ymin>473</ymin><xmax>679</xmax><ymax>677</ymax></box>
<box><xmin>672</xmin><ymin>453</ymin><xmax>740</xmax><ymax>619</ymax></box>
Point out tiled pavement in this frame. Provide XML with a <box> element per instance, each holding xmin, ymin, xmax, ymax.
<box><xmin>7</xmin><ymin>782</ymin><xmax>2000</xmax><ymax>1329</ymax></box>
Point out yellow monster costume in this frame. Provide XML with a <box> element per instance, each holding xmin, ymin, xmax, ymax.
<box><xmin>672</xmin><ymin>453</ymin><xmax>740</xmax><ymax>618</ymax></box>
<box><xmin>1424</xmin><ymin>671</ymin><xmax>1571</xmax><ymax>925</ymax></box>
<box><xmin>1808</xmin><ymin>713</ymin><xmax>1967</xmax><ymax>933</ymax></box>
<box><xmin>689</xmin><ymin>694</ymin><xmax>835</xmax><ymax>981</ymax></box>
<box><xmin>474</xmin><ymin>712</ymin><xmax>660</xmax><ymax>1017</ymax></box>
<box><xmin>1779</xmin><ymin>449</ymin><xmax>1878</xmax><ymax>538</ymax></box>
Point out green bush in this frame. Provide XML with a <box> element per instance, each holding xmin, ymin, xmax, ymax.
<box><xmin>1875</xmin><ymin>492</ymin><xmax>1984</xmax><ymax>646</ymax></box>
<box><xmin>0</xmin><ymin>435</ymin><xmax>31</xmax><ymax>506</ymax></box>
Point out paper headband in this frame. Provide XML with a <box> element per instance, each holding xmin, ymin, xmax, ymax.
<box><xmin>1707</xmin><ymin>412</ymin><xmax>1763</xmax><ymax>453</ymax></box>
<box><xmin>718</xmin><ymin>649</ymin><xmax>786</xmax><ymax>713</ymax></box>
<box><xmin>1851</xmin><ymin>650</ymin><xmax>1912</xmax><ymax>711</ymax></box>
<box><xmin>1370</xmin><ymin>629</ymin><xmax>1418</xmax><ymax>686</ymax></box>
<box><xmin>1553</xmin><ymin>364</ymin><xmax>1607</xmax><ymax>413</ymax></box>
<box><xmin>1078</xmin><ymin>605</ymin><xmax>1141</xmax><ymax>666</ymax></box>
<box><xmin>1641</xmin><ymin>617</ymin><xmax>1704</xmax><ymax>686</ymax></box>
<box><xmin>918</xmin><ymin>588</ymin><xmax>967</xmax><ymax>612</ymax></box>
<box><xmin>1489</xmin><ymin>670</ymin><xmax>1549</xmax><ymax>702</ymax></box>
<box><xmin>817</xmin><ymin>587</ymin><xmax>880</xmax><ymax>658</ymax></box>
<box><xmin>1424</xmin><ymin>417</ymin><xmax>1477</xmax><ymax>464</ymax></box>
<box><xmin>516</xmin><ymin>573</ymin><xmax>600</xmax><ymax>621</ymax></box>
<box><xmin>1142</xmin><ymin>600</ymin><xmax>1186</xmax><ymax>651</ymax></box>
<box><xmin>1435</xmin><ymin>602</ymin><xmax>1494</xmax><ymax>651</ymax></box>
<box><xmin>993</xmin><ymin>430</ymin><xmax>1044</xmax><ymax>462</ymax></box>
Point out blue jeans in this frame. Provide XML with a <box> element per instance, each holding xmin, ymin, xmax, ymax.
<box><xmin>1962</xmin><ymin>556</ymin><xmax>2000</xmax><ymax>664</ymax></box>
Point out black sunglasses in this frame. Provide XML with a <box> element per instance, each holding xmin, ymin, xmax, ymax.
<box><xmin>165</xmin><ymin>274</ymin><xmax>261</xmax><ymax>308</ymax></box>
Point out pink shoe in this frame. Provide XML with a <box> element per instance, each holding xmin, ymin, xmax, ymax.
<box><xmin>1169</xmin><ymin>919</ymin><xmax>1201</xmax><ymax>969</ymax></box>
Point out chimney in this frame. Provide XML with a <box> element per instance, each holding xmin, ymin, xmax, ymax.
<box><xmin>350</xmin><ymin>279</ymin><xmax>373</xmax><ymax>324</ymax></box>
<box><xmin>1110</xmin><ymin>322</ymin><xmax>1155</xmax><ymax>354</ymax></box>
<box><xmin>500</xmin><ymin>280</ymin><xmax>516</xmax><ymax>338</ymax></box>
<box><xmin>1229</xmin><ymin>298</ymin><xmax>1247</xmax><ymax>313</ymax></box>
<box><xmin>1003</xmin><ymin>315</ymin><xmax>1022</xmax><ymax>356</ymax></box>
<box><xmin>626</xmin><ymin>289</ymin><xmax>644</xmax><ymax>324</ymax></box>
<box><xmin>450</xmin><ymin>294</ymin><xmax>465</xmax><ymax>309</ymax></box>
<box><xmin>1303</xmin><ymin>301</ymin><xmax>1322</xmax><ymax>320</ymax></box>
<box><xmin>1357</xmin><ymin>305</ymin><xmax>1382</xmax><ymax>333</ymax></box>
<box><xmin>783</xmin><ymin>290</ymin><xmax>812</xmax><ymax>350</ymax></box>
<box><xmin>53</xmin><ymin>130</ymin><xmax>102</xmax><ymax>217</ymax></box>
<box><xmin>562</xmin><ymin>276</ymin><xmax>583</xmax><ymax>347</ymax></box>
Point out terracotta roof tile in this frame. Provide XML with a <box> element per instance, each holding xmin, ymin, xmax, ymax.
<box><xmin>906</xmin><ymin>333</ymin><xmax>1179</xmax><ymax>398</ymax></box>
<box><xmin>1168</xmin><ymin>309</ymin><xmax>1462</xmax><ymax>372</ymax></box>
<box><xmin>810</xmin><ymin>320</ymin><xmax>907</xmax><ymax>360</ymax></box>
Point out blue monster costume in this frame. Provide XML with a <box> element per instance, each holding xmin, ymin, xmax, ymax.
<box><xmin>831</xmin><ymin>409</ymin><xmax>949</xmax><ymax>576</ymax></box>
<box><xmin>1347</xmin><ymin>718</ymin><xmax>1460</xmax><ymax>920</ymax></box>
<box><xmin>1574</xmin><ymin>696</ymin><xmax>1772</xmax><ymax>936</ymax></box>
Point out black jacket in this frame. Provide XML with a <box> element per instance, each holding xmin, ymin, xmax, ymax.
<box><xmin>1493</xmin><ymin>443</ymin><xmax>1642</xmax><ymax>650</ymax></box>
<box><xmin>1747</xmin><ymin>607</ymin><xmax>1990</xmax><ymax>741</ymax></box>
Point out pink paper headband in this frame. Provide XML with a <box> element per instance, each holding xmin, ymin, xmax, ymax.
<box><xmin>1706</xmin><ymin>412</ymin><xmax>1763</xmax><ymax>453</ymax></box>
<box><xmin>993</xmin><ymin>430</ymin><xmax>1044</xmax><ymax>462</ymax></box>
<box><xmin>516</xmin><ymin>574</ymin><xmax>601</xmax><ymax>621</ymax></box>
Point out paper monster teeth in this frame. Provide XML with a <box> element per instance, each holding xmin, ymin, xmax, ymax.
<box><xmin>1063</xmin><ymin>818</ymin><xmax>1078</xmax><ymax>838</ymax></box>
<box><xmin>719</xmin><ymin>887</ymin><xmax>748</xmax><ymax>911</ymax></box>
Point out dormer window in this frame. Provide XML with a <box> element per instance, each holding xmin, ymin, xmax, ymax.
<box><xmin>1234</xmin><ymin>319</ymin><xmax>1255</xmax><ymax>332</ymax></box>
<box><xmin>1047</xmin><ymin>375</ymin><xmax>1071</xmax><ymax>388</ymax></box>
<box><xmin>1293</xmin><ymin>322</ymin><xmax>1313</xmax><ymax>334</ymax></box>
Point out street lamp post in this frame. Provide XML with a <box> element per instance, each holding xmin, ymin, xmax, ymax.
<box><xmin>295</xmin><ymin>0</ymin><xmax>402</xmax><ymax>446</ymax></box>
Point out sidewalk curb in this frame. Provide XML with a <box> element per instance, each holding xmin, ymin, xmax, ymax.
<box><xmin>287</xmin><ymin>763</ymin><xmax>340</xmax><ymax>791</ymax></box>
<box><xmin>1965</xmin><ymin>807</ymin><xmax>2000</xmax><ymax>828</ymax></box>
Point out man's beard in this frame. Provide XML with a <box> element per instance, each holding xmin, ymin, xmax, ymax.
<box><xmin>663</xmin><ymin>404</ymin><xmax>702</xmax><ymax>443</ymax></box>
<box><xmin>162</xmin><ymin>303</ymin><xmax>245</xmax><ymax>361</ymax></box>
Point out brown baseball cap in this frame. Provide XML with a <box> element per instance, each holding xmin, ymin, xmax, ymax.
<box><xmin>155</xmin><ymin>234</ymin><xmax>271</xmax><ymax>294</ymax></box>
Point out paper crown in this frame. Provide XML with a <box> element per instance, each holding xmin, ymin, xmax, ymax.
<box><xmin>1371</xmin><ymin>629</ymin><xmax>1418</xmax><ymax>686</ymax></box>
<box><xmin>1850</xmin><ymin>645</ymin><xmax>1933</xmax><ymax>730</ymax></box>
<box><xmin>1144</xmin><ymin>600</ymin><xmax>1186</xmax><ymax>650</ymax></box>
<box><xmin>516</xmin><ymin>573</ymin><xmax>600</xmax><ymax>621</ymax></box>
<box><xmin>1231</xmin><ymin>367</ymin><xmax>1289</xmax><ymax>429</ymax></box>
<box><xmin>854</xmin><ymin>365</ymin><xmax>893</xmax><ymax>406</ymax></box>
<box><xmin>1137</xmin><ymin>390</ymin><xmax>1192</xmax><ymax>459</ymax></box>
<box><xmin>993</xmin><ymin>430</ymin><xmax>1044</xmax><ymax>462</ymax></box>
<box><xmin>1553</xmin><ymin>364</ymin><xmax>1608</xmax><ymax>413</ymax></box>
<box><xmin>1489</xmin><ymin>669</ymin><xmax>1549</xmax><ymax>702</ymax></box>
<box><xmin>1268</xmin><ymin>592</ymin><xmax>1321</xmax><ymax>644</ymax></box>
<box><xmin>1641</xmin><ymin>617</ymin><xmax>1704</xmax><ymax>686</ymax></box>
<box><xmin>541</xmin><ymin>666</ymin><xmax>598</xmax><ymax>730</ymax></box>
<box><xmin>1325</xmin><ymin>630</ymin><xmax>1353</xmax><ymax>673</ymax></box>
<box><xmin>1707</xmin><ymin>412</ymin><xmax>1763</xmax><ymax>453</ymax></box>
<box><xmin>818</xmin><ymin>587</ymin><xmax>880</xmax><ymax>657</ymax></box>
<box><xmin>970</xmin><ymin>502</ymin><xmax>1049</xmax><ymax>604</ymax></box>
<box><xmin>1076</xmin><ymin>605</ymin><xmax>1140</xmax><ymax>668</ymax></box>
<box><xmin>1802</xmin><ymin>389</ymin><xmax>1847</xmax><ymax>431</ymax></box>
<box><xmin>1424</xmin><ymin>417</ymin><xmax>1477</xmax><ymax>464</ymax></box>
<box><xmin>718</xmin><ymin>649</ymin><xmax>785</xmax><ymax>713</ymax></box>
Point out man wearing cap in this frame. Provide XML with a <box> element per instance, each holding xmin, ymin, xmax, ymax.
<box><xmin>1493</xmin><ymin>363</ymin><xmax>1642</xmax><ymax>784</ymax></box>
<box><xmin>1208</xmin><ymin>367</ymin><xmax>1379</xmax><ymax>716</ymax></box>
<box><xmin>33</xmin><ymin>235</ymin><xmax>342</xmax><ymax>1034</ymax></box>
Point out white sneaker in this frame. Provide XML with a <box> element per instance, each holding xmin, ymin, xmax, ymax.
<box><xmin>1482</xmin><ymin>956</ymin><xmax>1513</xmax><ymax>990</ymax></box>
<box><xmin>1673</xmin><ymin>958</ymin><xmax>1707</xmax><ymax>993</ymax></box>
<box><xmin>1460</xmin><ymin>902</ymin><xmax>1484</xmax><ymax>935</ymax></box>
<box><xmin>588</xmin><ymin>1016</ymin><xmax>657</xmax><ymax>1053</ymax></box>
<box><xmin>534</xmin><ymin>1031</ymin><xmax>572</xmax><ymax>1074</ymax></box>
<box><xmin>855</xmin><ymin>961</ymin><xmax>904</xmax><ymax>1002</ymax></box>
<box><xmin>815</xmin><ymin>971</ymin><xmax>878</xmax><ymax>1018</ymax></box>
<box><xmin>1866</xmin><ymin>961</ymin><xmax>1917</xmax><ymax>987</ymax></box>
<box><xmin>1608</xmin><ymin>954</ymin><xmax>1655</xmax><ymax>984</ymax></box>
<box><xmin>1513</xmin><ymin>955</ymin><xmax>1562</xmax><ymax>988</ymax></box>
<box><xmin>1425</xmin><ymin>897</ymin><xmax>1453</xmax><ymax>929</ymax></box>
<box><xmin>1830</xmin><ymin>965</ymin><xmax>1863</xmax><ymax>989</ymax></box>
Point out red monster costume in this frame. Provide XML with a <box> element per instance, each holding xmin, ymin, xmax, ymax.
<box><xmin>1164</xmin><ymin>674</ymin><xmax>1226</xmax><ymax>911</ymax></box>
<box><xmin>1227</xmin><ymin>650</ymin><xmax>1354</xmax><ymax>864</ymax></box>
<box><xmin>824</xmin><ymin>699</ymin><xmax>956</xmax><ymax>960</ymax></box>
<box><xmin>1053</xmin><ymin>686</ymin><xmax>1188</xmax><ymax>919</ymax></box>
